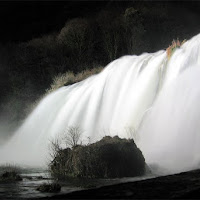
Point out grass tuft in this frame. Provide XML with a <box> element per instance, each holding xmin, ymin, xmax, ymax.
<box><xmin>0</xmin><ymin>164</ymin><xmax>21</xmax><ymax>174</ymax></box>
<box><xmin>166</xmin><ymin>39</ymin><xmax>186</xmax><ymax>59</ymax></box>
<box><xmin>46</xmin><ymin>66</ymin><xmax>103</xmax><ymax>94</ymax></box>
<box><xmin>0</xmin><ymin>164</ymin><xmax>22</xmax><ymax>182</ymax></box>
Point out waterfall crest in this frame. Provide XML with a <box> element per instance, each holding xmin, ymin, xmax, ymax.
<box><xmin>1</xmin><ymin>34</ymin><xmax>200</xmax><ymax>174</ymax></box>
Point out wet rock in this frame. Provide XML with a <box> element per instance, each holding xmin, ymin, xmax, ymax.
<box><xmin>23</xmin><ymin>176</ymin><xmax>33</xmax><ymax>180</ymax></box>
<box><xmin>36</xmin><ymin>183</ymin><xmax>61</xmax><ymax>193</ymax></box>
<box><xmin>0</xmin><ymin>171</ymin><xmax>22</xmax><ymax>182</ymax></box>
<box><xmin>36</xmin><ymin>176</ymin><xmax>44</xmax><ymax>180</ymax></box>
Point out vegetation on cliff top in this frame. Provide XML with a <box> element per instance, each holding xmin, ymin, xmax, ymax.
<box><xmin>46</xmin><ymin>67</ymin><xmax>103</xmax><ymax>94</ymax></box>
<box><xmin>166</xmin><ymin>39</ymin><xmax>186</xmax><ymax>59</ymax></box>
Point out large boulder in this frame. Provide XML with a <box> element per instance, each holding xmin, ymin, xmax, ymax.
<box><xmin>50</xmin><ymin>136</ymin><xmax>146</xmax><ymax>179</ymax></box>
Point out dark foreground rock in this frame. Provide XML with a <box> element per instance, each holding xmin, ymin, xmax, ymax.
<box><xmin>36</xmin><ymin>183</ymin><xmax>61</xmax><ymax>193</ymax></box>
<box><xmin>0</xmin><ymin>171</ymin><xmax>22</xmax><ymax>182</ymax></box>
<box><xmin>50</xmin><ymin>136</ymin><xmax>146</xmax><ymax>179</ymax></box>
<box><xmin>44</xmin><ymin>169</ymin><xmax>200</xmax><ymax>199</ymax></box>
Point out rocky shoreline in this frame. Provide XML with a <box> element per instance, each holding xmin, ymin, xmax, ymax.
<box><xmin>41</xmin><ymin>169</ymin><xmax>200</xmax><ymax>199</ymax></box>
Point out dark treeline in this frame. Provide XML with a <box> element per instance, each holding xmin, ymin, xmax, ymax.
<box><xmin>0</xmin><ymin>1</ymin><xmax>200</xmax><ymax>136</ymax></box>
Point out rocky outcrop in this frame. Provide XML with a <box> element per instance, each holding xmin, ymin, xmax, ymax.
<box><xmin>50</xmin><ymin>136</ymin><xmax>146</xmax><ymax>179</ymax></box>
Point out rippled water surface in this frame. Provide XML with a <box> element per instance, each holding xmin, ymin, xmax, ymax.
<box><xmin>0</xmin><ymin>168</ymin><xmax>81</xmax><ymax>199</ymax></box>
<box><xmin>0</xmin><ymin>167</ymin><xmax>155</xmax><ymax>199</ymax></box>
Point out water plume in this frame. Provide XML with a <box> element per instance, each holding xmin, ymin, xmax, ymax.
<box><xmin>138</xmin><ymin>66</ymin><xmax>200</xmax><ymax>174</ymax></box>
<box><xmin>1</xmin><ymin>33</ymin><xmax>200</xmax><ymax>175</ymax></box>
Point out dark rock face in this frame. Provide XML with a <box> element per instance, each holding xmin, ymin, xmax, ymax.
<box><xmin>36</xmin><ymin>183</ymin><xmax>61</xmax><ymax>193</ymax></box>
<box><xmin>47</xmin><ymin>169</ymin><xmax>200</xmax><ymax>199</ymax></box>
<box><xmin>50</xmin><ymin>136</ymin><xmax>146</xmax><ymax>179</ymax></box>
<box><xmin>0</xmin><ymin>171</ymin><xmax>22</xmax><ymax>182</ymax></box>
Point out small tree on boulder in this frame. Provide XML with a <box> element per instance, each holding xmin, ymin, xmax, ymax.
<box><xmin>63</xmin><ymin>126</ymin><xmax>82</xmax><ymax>148</ymax></box>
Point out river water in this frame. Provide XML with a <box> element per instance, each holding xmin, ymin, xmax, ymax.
<box><xmin>0</xmin><ymin>167</ymin><xmax>155</xmax><ymax>199</ymax></box>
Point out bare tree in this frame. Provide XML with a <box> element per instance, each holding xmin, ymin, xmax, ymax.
<box><xmin>62</xmin><ymin>126</ymin><xmax>82</xmax><ymax>148</ymax></box>
<box><xmin>123</xmin><ymin>7</ymin><xmax>145</xmax><ymax>55</ymax></box>
<box><xmin>49</xmin><ymin>137</ymin><xmax>62</xmax><ymax>160</ymax></box>
<box><xmin>57</xmin><ymin>18</ymin><xmax>95</xmax><ymax>65</ymax></box>
<box><xmin>97</xmin><ymin>10</ymin><xmax>123</xmax><ymax>62</ymax></box>
<box><xmin>48</xmin><ymin>126</ymin><xmax>82</xmax><ymax>167</ymax></box>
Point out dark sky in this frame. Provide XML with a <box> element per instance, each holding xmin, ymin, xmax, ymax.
<box><xmin>0</xmin><ymin>1</ymin><xmax>110</xmax><ymax>43</ymax></box>
<box><xmin>0</xmin><ymin>1</ymin><xmax>200</xmax><ymax>44</ymax></box>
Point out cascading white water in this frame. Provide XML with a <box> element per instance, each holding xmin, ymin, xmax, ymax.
<box><xmin>138</xmin><ymin>66</ymin><xmax>200</xmax><ymax>174</ymax></box>
<box><xmin>1</xmin><ymin>33</ymin><xmax>200</xmax><ymax>175</ymax></box>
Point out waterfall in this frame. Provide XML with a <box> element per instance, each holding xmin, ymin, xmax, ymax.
<box><xmin>1</xmin><ymin>33</ymin><xmax>200</xmax><ymax>174</ymax></box>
